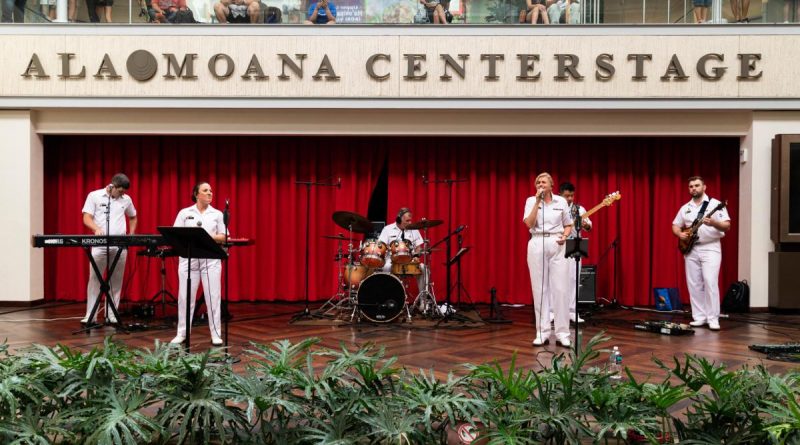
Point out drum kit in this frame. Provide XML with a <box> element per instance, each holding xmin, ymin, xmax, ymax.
<box><xmin>316</xmin><ymin>210</ymin><xmax>444</xmax><ymax>323</ymax></box>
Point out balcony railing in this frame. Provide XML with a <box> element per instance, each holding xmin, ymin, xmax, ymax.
<box><xmin>1</xmin><ymin>0</ymin><xmax>797</xmax><ymax>24</ymax></box>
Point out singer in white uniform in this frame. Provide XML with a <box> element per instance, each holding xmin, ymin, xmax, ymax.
<box><xmin>171</xmin><ymin>182</ymin><xmax>227</xmax><ymax>346</ymax></box>
<box><xmin>671</xmin><ymin>176</ymin><xmax>730</xmax><ymax>331</ymax></box>
<box><xmin>524</xmin><ymin>172</ymin><xmax>573</xmax><ymax>347</ymax></box>
<box><xmin>560</xmin><ymin>182</ymin><xmax>591</xmax><ymax>324</ymax></box>
<box><xmin>379</xmin><ymin>207</ymin><xmax>426</xmax><ymax>291</ymax></box>
<box><xmin>81</xmin><ymin>173</ymin><xmax>137</xmax><ymax>324</ymax></box>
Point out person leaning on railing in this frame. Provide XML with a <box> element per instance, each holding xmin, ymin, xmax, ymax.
<box><xmin>213</xmin><ymin>0</ymin><xmax>260</xmax><ymax>23</ymax></box>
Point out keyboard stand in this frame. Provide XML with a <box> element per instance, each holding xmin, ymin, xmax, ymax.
<box><xmin>73</xmin><ymin>246</ymin><xmax>129</xmax><ymax>335</ymax></box>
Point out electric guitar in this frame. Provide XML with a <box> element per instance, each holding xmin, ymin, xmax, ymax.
<box><xmin>579</xmin><ymin>191</ymin><xmax>622</xmax><ymax>223</ymax></box>
<box><xmin>678</xmin><ymin>200</ymin><xmax>727</xmax><ymax>255</ymax></box>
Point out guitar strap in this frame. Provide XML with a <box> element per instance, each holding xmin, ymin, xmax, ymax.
<box><xmin>692</xmin><ymin>200</ymin><xmax>710</xmax><ymax>226</ymax></box>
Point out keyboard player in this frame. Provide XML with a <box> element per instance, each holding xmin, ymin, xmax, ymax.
<box><xmin>80</xmin><ymin>173</ymin><xmax>137</xmax><ymax>324</ymax></box>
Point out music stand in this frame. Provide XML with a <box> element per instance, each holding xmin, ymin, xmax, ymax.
<box><xmin>158</xmin><ymin>226</ymin><xmax>227</xmax><ymax>351</ymax></box>
<box><xmin>565</xmin><ymin>228</ymin><xmax>589</xmax><ymax>356</ymax></box>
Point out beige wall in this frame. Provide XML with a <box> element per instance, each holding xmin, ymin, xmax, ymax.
<box><xmin>0</xmin><ymin>33</ymin><xmax>788</xmax><ymax>99</ymax></box>
<box><xmin>0</xmin><ymin>111</ymin><xmax>43</xmax><ymax>304</ymax></box>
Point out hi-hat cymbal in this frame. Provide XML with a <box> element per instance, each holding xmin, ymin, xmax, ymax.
<box><xmin>321</xmin><ymin>234</ymin><xmax>348</xmax><ymax>240</ymax></box>
<box><xmin>332</xmin><ymin>211</ymin><xmax>372</xmax><ymax>233</ymax></box>
<box><xmin>406</xmin><ymin>219</ymin><xmax>444</xmax><ymax>230</ymax></box>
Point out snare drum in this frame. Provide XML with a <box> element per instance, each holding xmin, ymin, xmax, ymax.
<box><xmin>357</xmin><ymin>273</ymin><xmax>406</xmax><ymax>323</ymax></box>
<box><xmin>391</xmin><ymin>261</ymin><xmax>422</xmax><ymax>276</ymax></box>
<box><xmin>344</xmin><ymin>263</ymin><xmax>371</xmax><ymax>289</ymax></box>
<box><xmin>360</xmin><ymin>239</ymin><xmax>387</xmax><ymax>268</ymax></box>
<box><xmin>389</xmin><ymin>239</ymin><xmax>414</xmax><ymax>265</ymax></box>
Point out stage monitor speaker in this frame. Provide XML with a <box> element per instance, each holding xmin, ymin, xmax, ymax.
<box><xmin>769</xmin><ymin>252</ymin><xmax>800</xmax><ymax>309</ymax></box>
<box><xmin>578</xmin><ymin>265</ymin><xmax>596</xmax><ymax>305</ymax></box>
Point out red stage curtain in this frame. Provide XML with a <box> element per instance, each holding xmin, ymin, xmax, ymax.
<box><xmin>386</xmin><ymin>137</ymin><xmax>739</xmax><ymax>306</ymax></box>
<box><xmin>44</xmin><ymin>136</ymin><xmax>386</xmax><ymax>303</ymax></box>
<box><xmin>44</xmin><ymin>136</ymin><xmax>738</xmax><ymax>307</ymax></box>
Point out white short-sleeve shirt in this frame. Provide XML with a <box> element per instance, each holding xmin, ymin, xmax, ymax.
<box><xmin>173</xmin><ymin>204</ymin><xmax>227</xmax><ymax>238</ymax></box>
<box><xmin>566</xmin><ymin>204</ymin><xmax>591</xmax><ymax>239</ymax></box>
<box><xmin>672</xmin><ymin>195</ymin><xmax>730</xmax><ymax>246</ymax></box>
<box><xmin>523</xmin><ymin>194</ymin><xmax>574</xmax><ymax>234</ymax></box>
<box><xmin>82</xmin><ymin>187</ymin><xmax>136</xmax><ymax>236</ymax></box>
<box><xmin>378</xmin><ymin>223</ymin><xmax>424</xmax><ymax>248</ymax></box>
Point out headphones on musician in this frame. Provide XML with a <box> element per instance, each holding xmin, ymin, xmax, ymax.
<box><xmin>396</xmin><ymin>207</ymin><xmax>411</xmax><ymax>224</ymax></box>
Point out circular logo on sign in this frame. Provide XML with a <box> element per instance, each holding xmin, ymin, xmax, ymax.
<box><xmin>126</xmin><ymin>50</ymin><xmax>158</xmax><ymax>82</ymax></box>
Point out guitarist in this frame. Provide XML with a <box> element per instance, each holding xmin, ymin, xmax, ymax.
<box><xmin>671</xmin><ymin>176</ymin><xmax>730</xmax><ymax>331</ymax></box>
<box><xmin>558</xmin><ymin>182</ymin><xmax>592</xmax><ymax>324</ymax></box>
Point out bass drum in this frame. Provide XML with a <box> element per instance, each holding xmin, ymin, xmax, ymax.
<box><xmin>357</xmin><ymin>273</ymin><xmax>406</xmax><ymax>323</ymax></box>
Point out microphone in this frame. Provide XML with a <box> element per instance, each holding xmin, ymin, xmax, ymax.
<box><xmin>337</xmin><ymin>177</ymin><xmax>341</xmax><ymax>188</ymax></box>
<box><xmin>422</xmin><ymin>175</ymin><xmax>429</xmax><ymax>185</ymax></box>
<box><xmin>538</xmin><ymin>189</ymin><xmax>545</xmax><ymax>199</ymax></box>
<box><xmin>454</xmin><ymin>224</ymin><xmax>467</xmax><ymax>234</ymax></box>
<box><xmin>223</xmin><ymin>199</ymin><xmax>230</xmax><ymax>226</ymax></box>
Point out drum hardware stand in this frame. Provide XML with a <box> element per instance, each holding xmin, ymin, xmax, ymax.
<box><xmin>423</xmin><ymin>176</ymin><xmax>470</xmax><ymax>324</ymax></box>
<box><xmin>565</xmin><ymin>213</ymin><xmax>589</xmax><ymax>356</ymax></box>
<box><xmin>411</xmin><ymin>228</ymin><xmax>438</xmax><ymax>318</ymax></box>
<box><xmin>146</xmin><ymin>248</ymin><xmax>178</xmax><ymax>318</ymax></box>
<box><xmin>315</xmin><ymin>229</ymin><xmax>357</xmax><ymax>323</ymax></box>
<box><xmin>291</xmin><ymin>179</ymin><xmax>340</xmax><ymax>323</ymax></box>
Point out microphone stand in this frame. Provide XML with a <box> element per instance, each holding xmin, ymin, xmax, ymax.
<box><xmin>428</xmin><ymin>226</ymin><xmax>472</xmax><ymax>324</ymax></box>
<box><xmin>425</xmin><ymin>177</ymin><xmax>468</xmax><ymax>323</ymax></box>
<box><xmin>290</xmin><ymin>179</ymin><xmax>340</xmax><ymax>322</ymax></box>
<box><xmin>565</xmin><ymin>211</ymin><xmax>588</xmax><ymax>356</ymax></box>
<box><xmin>595</xmin><ymin>236</ymin><xmax>619</xmax><ymax>308</ymax></box>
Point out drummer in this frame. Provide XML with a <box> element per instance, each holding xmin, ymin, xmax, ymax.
<box><xmin>379</xmin><ymin>207</ymin><xmax>426</xmax><ymax>290</ymax></box>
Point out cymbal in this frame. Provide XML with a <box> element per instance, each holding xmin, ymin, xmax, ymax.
<box><xmin>406</xmin><ymin>219</ymin><xmax>443</xmax><ymax>230</ymax></box>
<box><xmin>332</xmin><ymin>211</ymin><xmax>372</xmax><ymax>233</ymax></box>
<box><xmin>321</xmin><ymin>234</ymin><xmax>348</xmax><ymax>240</ymax></box>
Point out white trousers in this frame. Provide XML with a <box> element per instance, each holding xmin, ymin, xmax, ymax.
<box><xmin>568</xmin><ymin>260</ymin><xmax>581</xmax><ymax>317</ymax></box>
<box><xmin>176</xmin><ymin>257</ymin><xmax>222</xmax><ymax>338</ymax></box>
<box><xmin>684</xmin><ymin>245</ymin><xmax>722</xmax><ymax>324</ymax></box>
<box><xmin>527</xmin><ymin>236</ymin><xmax>570</xmax><ymax>340</ymax></box>
<box><xmin>86</xmin><ymin>246</ymin><xmax>127</xmax><ymax>320</ymax></box>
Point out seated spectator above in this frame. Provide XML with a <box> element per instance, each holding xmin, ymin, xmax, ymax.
<box><xmin>305</xmin><ymin>0</ymin><xmax>335</xmax><ymax>24</ymax></box>
<box><xmin>521</xmin><ymin>0</ymin><xmax>549</xmax><ymax>24</ymax></box>
<box><xmin>547</xmin><ymin>0</ymin><xmax>579</xmax><ymax>24</ymax></box>
<box><xmin>149</xmin><ymin>0</ymin><xmax>187</xmax><ymax>22</ymax></box>
<box><xmin>420</xmin><ymin>0</ymin><xmax>449</xmax><ymax>24</ymax></box>
<box><xmin>213</xmin><ymin>0</ymin><xmax>260</xmax><ymax>23</ymax></box>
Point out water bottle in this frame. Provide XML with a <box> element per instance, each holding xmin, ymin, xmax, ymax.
<box><xmin>609</xmin><ymin>346</ymin><xmax>622</xmax><ymax>380</ymax></box>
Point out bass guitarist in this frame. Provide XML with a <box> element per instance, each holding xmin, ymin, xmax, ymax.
<box><xmin>671</xmin><ymin>176</ymin><xmax>730</xmax><ymax>331</ymax></box>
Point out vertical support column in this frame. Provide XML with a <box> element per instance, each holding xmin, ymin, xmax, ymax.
<box><xmin>0</xmin><ymin>111</ymin><xmax>44</xmax><ymax>305</ymax></box>
<box><xmin>56</xmin><ymin>0</ymin><xmax>68</xmax><ymax>22</ymax></box>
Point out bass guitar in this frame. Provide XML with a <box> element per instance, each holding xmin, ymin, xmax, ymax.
<box><xmin>678</xmin><ymin>200</ymin><xmax>727</xmax><ymax>255</ymax></box>
<box><xmin>579</xmin><ymin>191</ymin><xmax>622</xmax><ymax>222</ymax></box>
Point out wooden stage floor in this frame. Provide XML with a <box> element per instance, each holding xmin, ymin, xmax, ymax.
<box><xmin>1</xmin><ymin>301</ymin><xmax>799</xmax><ymax>378</ymax></box>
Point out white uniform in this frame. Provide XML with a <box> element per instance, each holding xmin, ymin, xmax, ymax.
<box><xmin>524</xmin><ymin>194</ymin><xmax>573</xmax><ymax>341</ymax></box>
<box><xmin>378</xmin><ymin>223</ymin><xmax>427</xmax><ymax>290</ymax></box>
<box><xmin>173</xmin><ymin>204</ymin><xmax>227</xmax><ymax>340</ymax></box>
<box><xmin>672</xmin><ymin>195</ymin><xmax>730</xmax><ymax>325</ymax></box>
<box><xmin>566</xmin><ymin>204</ymin><xmax>591</xmax><ymax>318</ymax></box>
<box><xmin>82</xmin><ymin>187</ymin><xmax>137</xmax><ymax>322</ymax></box>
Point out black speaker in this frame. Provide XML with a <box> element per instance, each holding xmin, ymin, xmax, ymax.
<box><xmin>578</xmin><ymin>265</ymin><xmax>596</xmax><ymax>305</ymax></box>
